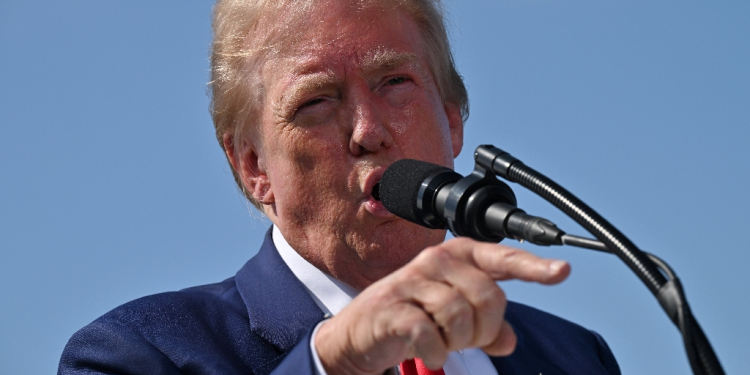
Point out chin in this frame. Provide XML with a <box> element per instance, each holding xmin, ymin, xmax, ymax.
<box><xmin>353</xmin><ymin>220</ymin><xmax>445</xmax><ymax>266</ymax></box>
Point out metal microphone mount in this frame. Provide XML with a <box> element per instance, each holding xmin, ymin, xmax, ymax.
<box><xmin>464</xmin><ymin>144</ymin><xmax>725</xmax><ymax>375</ymax></box>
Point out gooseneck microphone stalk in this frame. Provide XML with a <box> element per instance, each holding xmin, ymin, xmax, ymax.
<box><xmin>375</xmin><ymin>146</ymin><xmax>724</xmax><ymax>375</ymax></box>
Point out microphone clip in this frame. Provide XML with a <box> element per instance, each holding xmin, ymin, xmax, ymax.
<box><xmin>442</xmin><ymin>163</ymin><xmax>517</xmax><ymax>242</ymax></box>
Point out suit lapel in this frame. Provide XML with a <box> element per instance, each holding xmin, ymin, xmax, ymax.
<box><xmin>235</xmin><ymin>228</ymin><xmax>326</xmax><ymax>353</ymax></box>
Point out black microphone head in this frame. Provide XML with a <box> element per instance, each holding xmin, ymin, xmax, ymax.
<box><xmin>379</xmin><ymin>159</ymin><xmax>460</xmax><ymax>228</ymax></box>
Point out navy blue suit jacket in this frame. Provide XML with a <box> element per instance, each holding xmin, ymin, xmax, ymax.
<box><xmin>59</xmin><ymin>228</ymin><xmax>620</xmax><ymax>374</ymax></box>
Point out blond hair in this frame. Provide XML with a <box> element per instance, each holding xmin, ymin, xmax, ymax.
<box><xmin>209</xmin><ymin>0</ymin><xmax>468</xmax><ymax>209</ymax></box>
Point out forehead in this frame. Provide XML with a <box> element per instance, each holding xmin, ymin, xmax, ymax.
<box><xmin>251</xmin><ymin>0</ymin><xmax>428</xmax><ymax>77</ymax></box>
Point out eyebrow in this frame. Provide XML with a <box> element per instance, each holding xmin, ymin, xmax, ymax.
<box><xmin>359</xmin><ymin>49</ymin><xmax>419</xmax><ymax>74</ymax></box>
<box><xmin>276</xmin><ymin>70</ymin><xmax>339</xmax><ymax>117</ymax></box>
<box><xmin>276</xmin><ymin>49</ymin><xmax>423</xmax><ymax>117</ymax></box>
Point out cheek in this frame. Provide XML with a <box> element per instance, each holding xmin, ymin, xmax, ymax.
<box><xmin>268</xmin><ymin>129</ymin><xmax>354</xmax><ymax>208</ymax></box>
<box><xmin>395</xmin><ymin>100</ymin><xmax>455</xmax><ymax>165</ymax></box>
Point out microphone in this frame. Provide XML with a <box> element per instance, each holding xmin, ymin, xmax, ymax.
<box><xmin>376</xmin><ymin>159</ymin><xmax>565</xmax><ymax>246</ymax></box>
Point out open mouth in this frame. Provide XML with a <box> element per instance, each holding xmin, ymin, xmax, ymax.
<box><xmin>363</xmin><ymin>169</ymin><xmax>389</xmax><ymax>217</ymax></box>
<box><xmin>371</xmin><ymin>182</ymin><xmax>381</xmax><ymax>201</ymax></box>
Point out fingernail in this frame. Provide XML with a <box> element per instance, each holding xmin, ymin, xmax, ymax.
<box><xmin>548</xmin><ymin>260</ymin><xmax>566</xmax><ymax>274</ymax></box>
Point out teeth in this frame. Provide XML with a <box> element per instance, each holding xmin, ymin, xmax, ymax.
<box><xmin>372</xmin><ymin>183</ymin><xmax>381</xmax><ymax>201</ymax></box>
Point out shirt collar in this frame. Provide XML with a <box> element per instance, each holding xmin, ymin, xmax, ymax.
<box><xmin>273</xmin><ymin>225</ymin><xmax>359</xmax><ymax>316</ymax></box>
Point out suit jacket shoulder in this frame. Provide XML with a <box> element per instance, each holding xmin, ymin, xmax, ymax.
<box><xmin>59</xmin><ymin>229</ymin><xmax>324</xmax><ymax>375</ymax></box>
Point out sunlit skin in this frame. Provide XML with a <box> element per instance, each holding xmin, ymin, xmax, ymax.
<box><xmin>231</xmin><ymin>3</ymin><xmax>463</xmax><ymax>289</ymax></box>
<box><xmin>223</xmin><ymin>1</ymin><xmax>571</xmax><ymax>373</ymax></box>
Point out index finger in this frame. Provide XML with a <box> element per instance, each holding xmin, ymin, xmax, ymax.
<box><xmin>436</xmin><ymin>237</ymin><xmax>571</xmax><ymax>284</ymax></box>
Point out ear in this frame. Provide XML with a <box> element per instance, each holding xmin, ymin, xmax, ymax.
<box><xmin>223</xmin><ymin>133</ymin><xmax>274</xmax><ymax>204</ymax></box>
<box><xmin>444</xmin><ymin>102</ymin><xmax>464</xmax><ymax>158</ymax></box>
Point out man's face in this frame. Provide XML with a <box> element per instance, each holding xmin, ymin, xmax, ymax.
<box><xmin>245</xmin><ymin>0</ymin><xmax>463</xmax><ymax>289</ymax></box>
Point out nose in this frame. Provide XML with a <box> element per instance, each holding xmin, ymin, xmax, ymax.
<box><xmin>349</xmin><ymin>93</ymin><xmax>394</xmax><ymax>156</ymax></box>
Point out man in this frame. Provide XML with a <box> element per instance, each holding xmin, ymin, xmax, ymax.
<box><xmin>59</xmin><ymin>0</ymin><xmax>620</xmax><ymax>374</ymax></box>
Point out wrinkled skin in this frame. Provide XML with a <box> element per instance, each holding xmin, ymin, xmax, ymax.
<box><xmin>223</xmin><ymin>1</ymin><xmax>571</xmax><ymax>373</ymax></box>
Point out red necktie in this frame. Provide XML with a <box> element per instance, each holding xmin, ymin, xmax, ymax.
<box><xmin>399</xmin><ymin>358</ymin><xmax>445</xmax><ymax>375</ymax></box>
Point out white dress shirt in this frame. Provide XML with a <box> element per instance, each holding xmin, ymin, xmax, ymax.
<box><xmin>273</xmin><ymin>226</ymin><xmax>499</xmax><ymax>375</ymax></box>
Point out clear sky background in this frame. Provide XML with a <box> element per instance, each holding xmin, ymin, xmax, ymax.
<box><xmin>1</xmin><ymin>1</ymin><xmax>748</xmax><ymax>374</ymax></box>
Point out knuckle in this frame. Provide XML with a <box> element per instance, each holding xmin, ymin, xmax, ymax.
<box><xmin>370</xmin><ymin>276</ymin><xmax>407</xmax><ymax>302</ymax></box>
<box><xmin>472</xmin><ymin>286</ymin><xmax>507</xmax><ymax>347</ymax></box>
<box><xmin>443</xmin><ymin>298</ymin><xmax>472</xmax><ymax>330</ymax></box>
<box><xmin>445</xmin><ymin>236</ymin><xmax>470</xmax><ymax>246</ymax></box>
<box><xmin>466</xmin><ymin>275</ymin><xmax>506</xmax><ymax>312</ymax></box>
<box><xmin>477</xmin><ymin>285</ymin><xmax>506</xmax><ymax>310</ymax></box>
<box><xmin>498</xmin><ymin>246</ymin><xmax>523</xmax><ymax>261</ymax></box>
<box><xmin>411</xmin><ymin>320</ymin><xmax>438</xmax><ymax>345</ymax></box>
<box><xmin>394</xmin><ymin>266</ymin><xmax>421</xmax><ymax>285</ymax></box>
<box><xmin>414</xmin><ymin>246</ymin><xmax>456</xmax><ymax>272</ymax></box>
<box><xmin>422</xmin><ymin>245</ymin><xmax>452</xmax><ymax>262</ymax></box>
<box><xmin>389</xmin><ymin>307</ymin><xmax>426</xmax><ymax>338</ymax></box>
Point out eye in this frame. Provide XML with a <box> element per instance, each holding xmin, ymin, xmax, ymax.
<box><xmin>291</xmin><ymin>95</ymin><xmax>337</xmax><ymax>125</ymax></box>
<box><xmin>299</xmin><ymin>98</ymin><xmax>326</xmax><ymax>109</ymax></box>
<box><xmin>379</xmin><ymin>75</ymin><xmax>415</xmax><ymax>106</ymax></box>
<box><xmin>386</xmin><ymin>77</ymin><xmax>407</xmax><ymax>85</ymax></box>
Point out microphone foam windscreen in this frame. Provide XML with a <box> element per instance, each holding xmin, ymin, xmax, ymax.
<box><xmin>379</xmin><ymin>159</ymin><xmax>451</xmax><ymax>224</ymax></box>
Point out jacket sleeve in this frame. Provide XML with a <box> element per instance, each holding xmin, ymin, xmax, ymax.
<box><xmin>269</xmin><ymin>331</ymin><xmax>317</xmax><ymax>375</ymax></box>
<box><xmin>58</xmin><ymin>319</ymin><xmax>182</xmax><ymax>375</ymax></box>
<box><xmin>270</xmin><ymin>329</ymin><xmax>398</xmax><ymax>375</ymax></box>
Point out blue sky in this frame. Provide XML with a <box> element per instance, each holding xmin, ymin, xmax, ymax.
<box><xmin>1</xmin><ymin>1</ymin><xmax>748</xmax><ymax>374</ymax></box>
